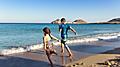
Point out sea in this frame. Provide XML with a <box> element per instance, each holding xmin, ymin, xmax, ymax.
<box><xmin>0</xmin><ymin>23</ymin><xmax>120</xmax><ymax>55</ymax></box>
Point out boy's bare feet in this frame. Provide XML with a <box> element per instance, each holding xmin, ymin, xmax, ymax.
<box><xmin>68</xmin><ymin>53</ymin><xmax>73</xmax><ymax>57</ymax></box>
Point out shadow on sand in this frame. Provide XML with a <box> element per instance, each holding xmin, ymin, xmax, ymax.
<box><xmin>0</xmin><ymin>55</ymin><xmax>61</xmax><ymax>67</ymax></box>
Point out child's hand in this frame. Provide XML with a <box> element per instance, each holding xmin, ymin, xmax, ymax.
<box><xmin>75</xmin><ymin>32</ymin><xmax>77</xmax><ymax>35</ymax></box>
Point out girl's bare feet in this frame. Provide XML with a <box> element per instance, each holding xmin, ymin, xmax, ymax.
<box><xmin>50</xmin><ymin>50</ymin><xmax>57</xmax><ymax>55</ymax></box>
<box><xmin>61</xmin><ymin>52</ymin><xmax>64</xmax><ymax>57</ymax></box>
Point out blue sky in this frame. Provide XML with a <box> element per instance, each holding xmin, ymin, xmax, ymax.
<box><xmin>0</xmin><ymin>0</ymin><xmax>120</xmax><ymax>23</ymax></box>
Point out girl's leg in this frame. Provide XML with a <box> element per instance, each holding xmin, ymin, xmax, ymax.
<box><xmin>50</xmin><ymin>49</ymin><xmax>57</xmax><ymax>55</ymax></box>
<box><xmin>49</xmin><ymin>45</ymin><xmax>57</xmax><ymax>55</ymax></box>
<box><xmin>46</xmin><ymin>50</ymin><xmax>54</xmax><ymax>67</ymax></box>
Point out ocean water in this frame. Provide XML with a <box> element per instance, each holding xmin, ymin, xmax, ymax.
<box><xmin>0</xmin><ymin>23</ymin><xmax>120</xmax><ymax>55</ymax></box>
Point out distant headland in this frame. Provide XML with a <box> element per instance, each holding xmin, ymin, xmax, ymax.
<box><xmin>51</xmin><ymin>18</ymin><xmax>120</xmax><ymax>24</ymax></box>
<box><xmin>51</xmin><ymin>18</ymin><xmax>87</xmax><ymax>24</ymax></box>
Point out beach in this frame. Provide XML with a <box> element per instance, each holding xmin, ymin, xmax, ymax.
<box><xmin>0</xmin><ymin>36</ymin><xmax>120</xmax><ymax>67</ymax></box>
<box><xmin>0</xmin><ymin>24</ymin><xmax>120</xmax><ymax>67</ymax></box>
<box><xmin>0</xmin><ymin>0</ymin><xmax>120</xmax><ymax>66</ymax></box>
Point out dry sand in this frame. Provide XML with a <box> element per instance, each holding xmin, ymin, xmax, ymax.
<box><xmin>65</xmin><ymin>48</ymin><xmax>120</xmax><ymax>67</ymax></box>
<box><xmin>65</xmin><ymin>54</ymin><xmax>120</xmax><ymax>67</ymax></box>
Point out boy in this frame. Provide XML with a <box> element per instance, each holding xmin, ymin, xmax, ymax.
<box><xmin>59</xmin><ymin>18</ymin><xmax>77</xmax><ymax>57</ymax></box>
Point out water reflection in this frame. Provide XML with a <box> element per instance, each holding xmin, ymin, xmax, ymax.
<box><xmin>60</xmin><ymin>55</ymin><xmax>73</xmax><ymax>66</ymax></box>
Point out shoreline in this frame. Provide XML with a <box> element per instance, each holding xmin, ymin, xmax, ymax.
<box><xmin>0</xmin><ymin>32</ymin><xmax>120</xmax><ymax>55</ymax></box>
<box><xmin>0</xmin><ymin>35</ymin><xmax>120</xmax><ymax>67</ymax></box>
<box><xmin>1</xmin><ymin>46</ymin><xmax>120</xmax><ymax>67</ymax></box>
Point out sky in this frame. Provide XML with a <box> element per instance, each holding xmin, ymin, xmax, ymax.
<box><xmin>0</xmin><ymin>0</ymin><xmax>120</xmax><ymax>23</ymax></box>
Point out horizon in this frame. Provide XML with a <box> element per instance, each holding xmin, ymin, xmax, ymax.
<box><xmin>0</xmin><ymin>0</ymin><xmax>120</xmax><ymax>23</ymax></box>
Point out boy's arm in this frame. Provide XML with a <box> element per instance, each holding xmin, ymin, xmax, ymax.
<box><xmin>59</xmin><ymin>29</ymin><xmax>62</xmax><ymax>32</ymax></box>
<box><xmin>59</xmin><ymin>25</ymin><xmax>62</xmax><ymax>32</ymax></box>
<box><xmin>70</xmin><ymin>27</ymin><xmax>77</xmax><ymax>35</ymax></box>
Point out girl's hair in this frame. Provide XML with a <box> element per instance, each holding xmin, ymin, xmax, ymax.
<box><xmin>43</xmin><ymin>27</ymin><xmax>51</xmax><ymax>35</ymax></box>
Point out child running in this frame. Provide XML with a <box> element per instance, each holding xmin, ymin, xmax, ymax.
<box><xmin>59</xmin><ymin>18</ymin><xmax>77</xmax><ymax>57</ymax></box>
<box><xmin>43</xmin><ymin>27</ymin><xmax>59</xmax><ymax>67</ymax></box>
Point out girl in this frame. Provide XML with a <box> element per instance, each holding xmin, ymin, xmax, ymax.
<box><xmin>43</xmin><ymin>27</ymin><xmax>59</xmax><ymax>67</ymax></box>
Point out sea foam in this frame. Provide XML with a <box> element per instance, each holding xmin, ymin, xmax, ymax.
<box><xmin>98</xmin><ymin>36</ymin><xmax>118</xmax><ymax>40</ymax></box>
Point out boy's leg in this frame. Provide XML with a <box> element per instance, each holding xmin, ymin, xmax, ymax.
<box><xmin>61</xmin><ymin>40</ymin><xmax>65</xmax><ymax>56</ymax></box>
<box><xmin>64</xmin><ymin>43</ymin><xmax>73</xmax><ymax>57</ymax></box>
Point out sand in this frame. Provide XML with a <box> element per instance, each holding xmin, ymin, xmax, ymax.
<box><xmin>65</xmin><ymin>54</ymin><xmax>120</xmax><ymax>67</ymax></box>
<box><xmin>0</xmin><ymin>38</ymin><xmax>120</xmax><ymax>67</ymax></box>
<box><xmin>65</xmin><ymin>48</ymin><xmax>120</xmax><ymax>67</ymax></box>
<box><xmin>0</xmin><ymin>48</ymin><xmax>120</xmax><ymax>67</ymax></box>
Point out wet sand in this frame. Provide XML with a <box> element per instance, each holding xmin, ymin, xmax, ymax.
<box><xmin>0</xmin><ymin>47</ymin><xmax>91</xmax><ymax>67</ymax></box>
<box><xmin>0</xmin><ymin>38</ymin><xmax>120</xmax><ymax>67</ymax></box>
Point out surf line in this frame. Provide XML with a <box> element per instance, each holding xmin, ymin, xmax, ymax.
<box><xmin>0</xmin><ymin>32</ymin><xmax>120</xmax><ymax>55</ymax></box>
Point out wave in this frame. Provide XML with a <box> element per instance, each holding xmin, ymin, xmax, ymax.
<box><xmin>67</xmin><ymin>32</ymin><xmax>120</xmax><ymax>44</ymax></box>
<box><xmin>0</xmin><ymin>32</ymin><xmax>120</xmax><ymax>55</ymax></box>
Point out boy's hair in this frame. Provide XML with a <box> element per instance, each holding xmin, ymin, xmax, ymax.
<box><xmin>43</xmin><ymin>27</ymin><xmax>51</xmax><ymax>34</ymax></box>
<box><xmin>61</xmin><ymin>18</ymin><xmax>66</xmax><ymax>22</ymax></box>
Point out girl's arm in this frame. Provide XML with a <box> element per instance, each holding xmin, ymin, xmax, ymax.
<box><xmin>50</xmin><ymin>34</ymin><xmax>59</xmax><ymax>41</ymax></box>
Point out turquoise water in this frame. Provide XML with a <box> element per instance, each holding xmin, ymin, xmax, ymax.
<box><xmin>0</xmin><ymin>23</ymin><xmax>120</xmax><ymax>50</ymax></box>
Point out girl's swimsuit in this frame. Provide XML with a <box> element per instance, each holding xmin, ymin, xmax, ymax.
<box><xmin>45</xmin><ymin>34</ymin><xmax>55</xmax><ymax>48</ymax></box>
